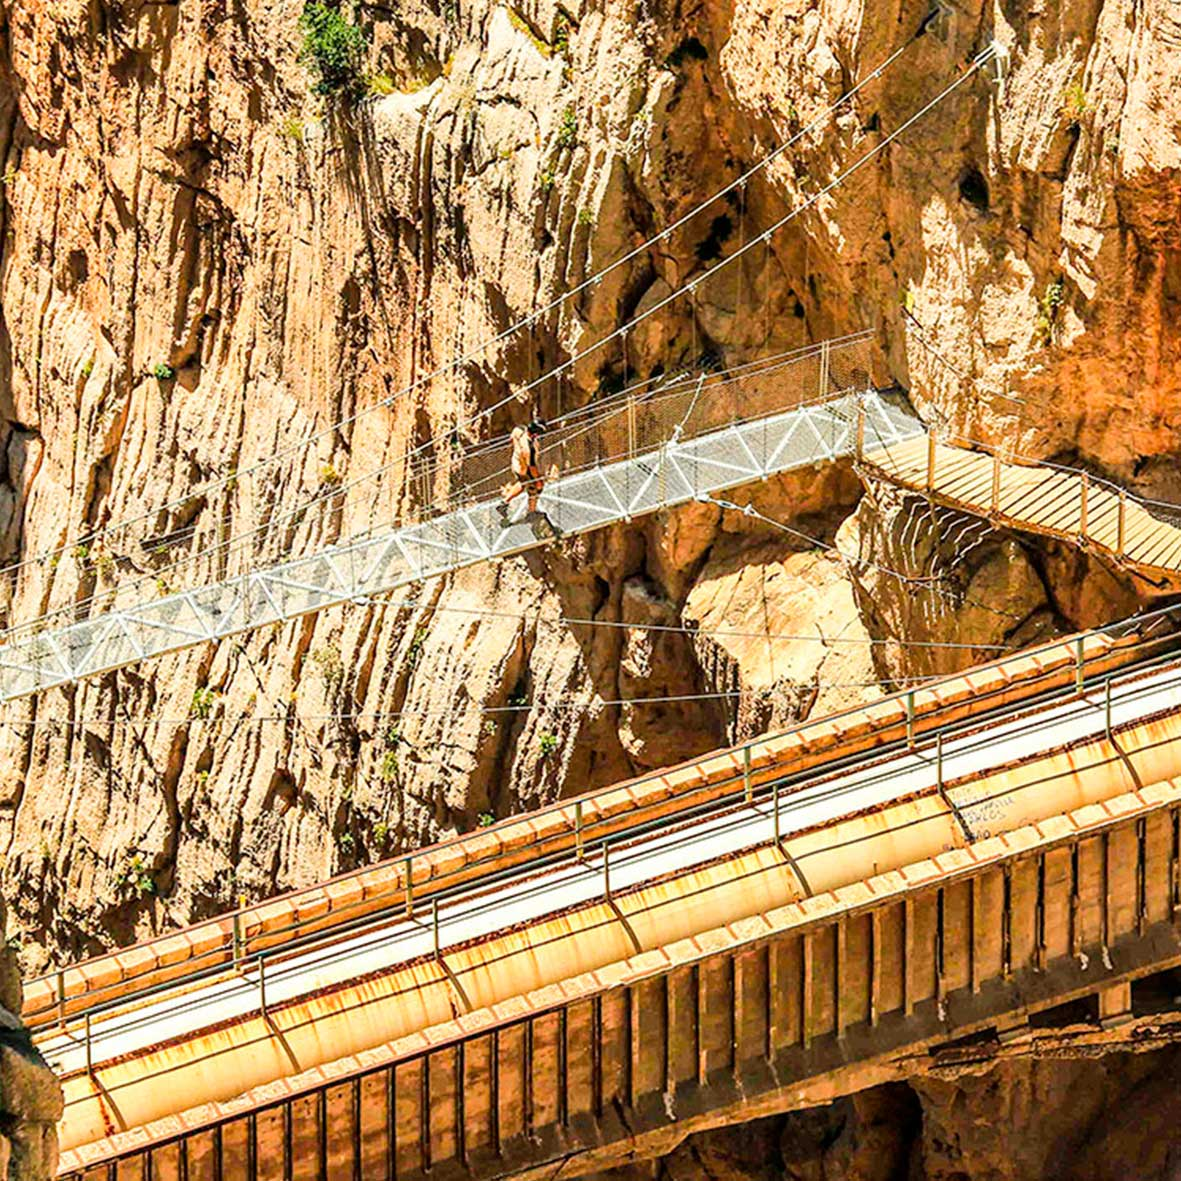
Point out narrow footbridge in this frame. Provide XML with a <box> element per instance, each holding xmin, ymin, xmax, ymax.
<box><xmin>0</xmin><ymin>334</ymin><xmax>915</xmax><ymax>703</ymax></box>
<box><xmin>5</xmin><ymin>329</ymin><xmax>1181</xmax><ymax>703</ymax></box>
<box><xmin>36</xmin><ymin>607</ymin><xmax>1181</xmax><ymax>1180</ymax></box>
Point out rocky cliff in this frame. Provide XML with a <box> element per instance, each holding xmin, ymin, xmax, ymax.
<box><xmin>0</xmin><ymin>0</ymin><xmax>1178</xmax><ymax>1173</ymax></box>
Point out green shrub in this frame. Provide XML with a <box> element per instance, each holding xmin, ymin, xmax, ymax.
<box><xmin>365</xmin><ymin>72</ymin><xmax>396</xmax><ymax>96</ymax></box>
<box><xmin>539</xmin><ymin>169</ymin><xmax>556</xmax><ymax>192</ymax></box>
<box><xmin>477</xmin><ymin>811</ymin><xmax>495</xmax><ymax>827</ymax></box>
<box><xmin>81</xmin><ymin>357</ymin><xmax>95</xmax><ymax>379</ymax></box>
<box><xmin>190</xmin><ymin>686</ymin><xmax>218</xmax><ymax>720</ymax></box>
<box><xmin>1036</xmin><ymin>277</ymin><xmax>1065</xmax><ymax>346</ymax></box>
<box><xmin>299</xmin><ymin>2</ymin><xmax>368</xmax><ymax>97</ymax></box>
<box><xmin>537</xmin><ymin>731</ymin><xmax>558</xmax><ymax>758</ymax></box>
<box><xmin>320</xmin><ymin>461</ymin><xmax>342</xmax><ymax>486</ymax></box>
<box><xmin>278</xmin><ymin>116</ymin><xmax>306</xmax><ymax>142</ymax></box>
<box><xmin>380</xmin><ymin>749</ymin><xmax>399</xmax><ymax>781</ymax></box>
<box><xmin>372</xmin><ymin>820</ymin><xmax>389</xmax><ymax>848</ymax></box>
<box><xmin>552</xmin><ymin>15</ymin><xmax>570</xmax><ymax>57</ymax></box>
<box><xmin>119</xmin><ymin>853</ymin><xmax>156</xmax><ymax>899</ymax></box>
<box><xmin>152</xmin><ymin>362</ymin><xmax>174</xmax><ymax>381</ymax></box>
<box><xmin>577</xmin><ymin>207</ymin><xmax>594</xmax><ymax>227</ymax></box>
<box><xmin>311</xmin><ymin>643</ymin><xmax>345</xmax><ymax>687</ymax></box>
<box><xmin>1061</xmin><ymin>81</ymin><xmax>1089</xmax><ymax>125</ymax></box>
<box><xmin>338</xmin><ymin>830</ymin><xmax>355</xmax><ymax>855</ymax></box>
<box><xmin>556</xmin><ymin>106</ymin><xmax>578</xmax><ymax>149</ymax></box>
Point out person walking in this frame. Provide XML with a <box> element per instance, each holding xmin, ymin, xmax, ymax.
<box><xmin>500</xmin><ymin>419</ymin><xmax>550</xmax><ymax>516</ymax></box>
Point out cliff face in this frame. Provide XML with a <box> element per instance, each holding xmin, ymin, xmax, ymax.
<box><xmin>0</xmin><ymin>0</ymin><xmax>1177</xmax><ymax>978</ymax></box>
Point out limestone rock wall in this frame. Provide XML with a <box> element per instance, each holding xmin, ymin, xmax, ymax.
<box><xmin>0</xmin><ymin>0</ymin><xmax>1176</xmax><ymax>982</ymax></box>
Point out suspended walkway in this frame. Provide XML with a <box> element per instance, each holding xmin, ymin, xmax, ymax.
<box><xmin>0</xmin><ymin>334</ymin><xmax>920</xmax><ymax>704</ymax></box>
<box><xmin>862</xmin><ymin>431</ymin><xmax>1181</xmax><ymax>591</ymax></box>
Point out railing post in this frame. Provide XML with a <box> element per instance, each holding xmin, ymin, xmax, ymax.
<box><xmin>936</xmin><ymin>732</ymin><xmax>944</xmax><ymax>791</ymax></box>
<box><xmin>232</xmin><ymin>896</ymin><xmax>244</xmax><ymax>969</ymax></box>
<box><xmin>603</xmin><ymin>843</ymin><xmax>611</xmax><ymax>903</ymax></box>
<box><xmin>819</xmin><ymin>338</ymin><xmax>831</xmax><ymax>397</ymax></box>
<box><xmin>85</xmin><ymin>1012</ymin><xmax>93</xmax><ymax>1077</ymax></box>
<box><xmin>259</xmin><ymin>954</ymin><xmax>268</xmax><ymax>1020</ymax></box>
<box><xmin>1117</xmin><ymin>490</ymin><xmax>1126</xmax><ymax>557</ymax></box>
<box><xmin>906</xmin><ymin>690</ymin><xmax>916</xmax><ymax>749</ymax></box>
<box><xmin>743</xmin><ymin>745</ymin><xmax>752</xmax><ymax>804</ymax></box>
<box><xmin>991</xmin><ymin>451</ymin><xmax>1001</xmax><ymax>515</ymax></box>
<box><xmin>1075</xmin><ymin>637</ymin><xmax>1085</xmax><ymax>695</ymax></box>
<box><xmin>574</xmin><ymin>800</ymin><xmax>584</xmax><ymax>861</ymax></box>
<box><xmin>773</xmin><ymin>779</ymin><xmax>781</xmax><ymax>845</ymax></box>
<box><xmin>1079</xmin><ymin>472</ymin><xmax>1089</xmax><ymax>539</ymax></box>
<box><xmin>432</xmin><ymin>899</ymin><xmax>441</xmax><ymax>959</ymax></box>
<box><xmin>1105</xmin><ymin>676</ymin><xmax>1113</xmax><ymax>742</ymax></box>
<box><xmin>627</xmin><ymin>396</ymin><xmax>637</xmax><ymax>461</ymax></box>
<box><xmin>57</xmin><ymin>969</ymin><xmax>66</xmax><ymax>1029</ymax></box>
<box><xmin>855</xmin><ymin>398</ymin><xmax>866</xmax><ymax>461</ymax></box>
<box><xmin>926</xmin><ymin>431</ymin><xmax>937</xmax><ymax>495</ymax></box>
<box><xmin>404</xmin><ymin>856</ymin><xmax>414</xmax><ymax>917</ymax></box>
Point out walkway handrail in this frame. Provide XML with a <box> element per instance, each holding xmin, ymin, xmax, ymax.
<box><xmin>24</xmin><ymin>598</ymin><xmax>1181</xmax><ymax>1031</ymax></box>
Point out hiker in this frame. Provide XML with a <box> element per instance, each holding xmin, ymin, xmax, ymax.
<box><xmin>500</xmin><ymin>419</ymin><xmax>550</xmax><ymax>516</ymax></box>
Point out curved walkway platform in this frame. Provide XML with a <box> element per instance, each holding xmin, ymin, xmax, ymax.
<box><xmin>862</xmin><ymin>432</ymin><xmax>1181</xmax><ymax>591</ymax></box>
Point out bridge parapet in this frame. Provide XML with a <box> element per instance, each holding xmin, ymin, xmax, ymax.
<box><xmin>59</xmin><ymin>774</ymin><xmax>1181</xmax><ymax>1181</ymax></box>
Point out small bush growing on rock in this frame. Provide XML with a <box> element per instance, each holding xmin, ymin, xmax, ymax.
<box><xmin>338</xmin><ymin>830</ymin><xmax>355</xmax><ymax>855</ymax></box>
<box><xmin>1036</xmin><ymin>277</ymin><xmax>1065</xmax><ymax>346</ymax></box>
<box><xmin>539</xmin><ymin>169</ymin><xmax>556</xmax><ymax>193</ymax></box>
<box><xmin>312</xmin><ymin>644</ymin><xmax>345</xmax><ymax>688</ymax></box>
<box><xmin>372</xmin><ymin>820</ymin><xmax>389</xmax><ymax>848</ymax></box>
<box><xmin>365</xmin><ymin>72</ymin><xmax>396</xmax><ymax>96</ymax></box>
<box><xmin>81</xmin><ymin>357</ymin><xmax>95</xmax><ymax>379</ymax></box>
<box><xmin>537</xmin><ymin>731</ymin><xmax>558</xmax><ymax>758</ymax></box>
<box><xmin>320</xmin><ymin>461</ymin><xmax>343</xmax><ymax>486</ymax></box>
<box><xmin>557</xmin><ymin>106</ymin><xmax>578</xmax><ymax>149</ymax></box>
<box><xmin>191</xmin><ymin>686</ymin><xmax>218</xmax><ymax>720</ymax></box>
<box><xmin>380</xmin><ymin>749</ymin><xmax>399</xmax><ymax>781</ymax></box>
<box><xmin>152</xmin><ymin>362</ymin><xmax>174</xmax><ymax>381</ymax></box>
<box><xmin>1060</xmin><ymin>81</ymin><xmax>1089</xmax><ymax>125</ymax></box>
<box><xmin>552</xmin><ymin>15</ymin><xmax>571</xmax><ymax>57</ymax></box>
<box><xmin>577</xmin><ymin>208</ymin><xmax>594</xmax><ymax>227</ymax></box>
<box><xmin>477</xmin><ymin>811</ymin><xmax>495</xmax><ymax>827</ymax></box>
<box><xmin>120</xmin><ymin>853</ymin><xmax>157</xmax><ymax>899</ymax></box>
<box><xmin>299</xmin><ymin>2</ymin><xmax>368</xmax><ymax>97</ymax></box>
<box><xmin>278</xmin><ymin>116</ymin><xmax>306</xmax><ymax>143</ymax></box>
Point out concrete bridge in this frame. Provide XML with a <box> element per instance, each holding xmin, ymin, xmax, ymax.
<box><xmin>37</xmin><ymin>608</ymin><xmax>1181</xmax><ymax>1180</ymax></box>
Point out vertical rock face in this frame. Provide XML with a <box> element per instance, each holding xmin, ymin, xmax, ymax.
<box><xmin>0</xmin><ymin>908</ymin><xmax>61</xmax><ymax>1181</ymax></box>
<box><xmin>0</xmin><ymin>0</ymin><xmax>1175</xmax><ymax>979</ymax></box>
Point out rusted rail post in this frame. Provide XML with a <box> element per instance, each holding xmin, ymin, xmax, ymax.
<box><xmin>1075</xmin><ymin>637</ymin><xmax>1085</xmax><ymax>695</ymax></box>
<box><xmin>85</xmin><ymin>1012</ymin><xmax>93</xmax><ymax>1077</ymax></box>
<box><xmin>1117</xmin><ymin>490</ymin><xmax>1126</xmax><ymax>557</ymax></box>
<box><xmin>1079</xmin><ymin>472</ymin><xmax>1089</xmax><ymax>539</ymax></box>
<box><xmin>1105</xmin><ymin>676</ymin><xmax>1113</xmax><ymax>742</ymax></box>
<box><xmin>991</xmin><ymin>451</ymin><xmax>1001</xmax><ymax>515</ymax></box>
<box><xmin>57</xmin><ymin>969</ymin><xmax>66</xmax><ymax>1029</ymax></box>
<box><xmin>603</xmin><ymin>843</ymin><xmax>611</xmax><ymax>903</ymax></box>
<box><xmin>404</xmin><ymin>856</ymin><xmax>414</xmax><ymax>918</ymax></box>
<box><xmin>926</xmin><ymin>431</ymin><xmax>937</xmax><ymax>494</ymax></box>
<box><xmin>906</xmin><ymin>690</ymin><xmax>916</xmax><ymax>749</ymax></box>
<box><xmin>259</xmin><ymin>954</ymin><xmax>268</xmax><ymax>1020</ymax></box>
<box><xmin>574</xmin><ymin>800</ymin><xmax>584</xmax><ymax>861</ymax></box>
<box><xmin>743</xmin><ymin>746</ymin><xmax>752</xmax><ymax>804</ymax></box>
<box><xmin>432</xmin><ymin>899</ymin><xmax>441</xmax><ymax>959</ymax></box>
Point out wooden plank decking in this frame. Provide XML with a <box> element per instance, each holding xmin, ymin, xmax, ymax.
<box><xmin>862</xmin><ymin>433</ymin><xmax>1181</xmax><ymax>586</ymax></box>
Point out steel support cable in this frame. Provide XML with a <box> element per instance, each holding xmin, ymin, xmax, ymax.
<box><xmin>0</xmin><ymin>675</ymin><xmax>960</xmax><ymax>732</ymax></box>
<box><xmin>0</xmin><ymin>49</ymin><xmax>997</xmax><ymax>656</ymax></box>
<box><xmin>0</xmin><ymin>34</ymin><xmax>928</xmax><ymax>592</ymax></box>
<box><xmin>0</xmin><ymin>340</ymin><xmax>870</xmax><ymax>645</ymax></box>
<box><xmin>703</xmin><ymin>492</ymin><xmax>1028</xmax><ymax>623</ymax></box>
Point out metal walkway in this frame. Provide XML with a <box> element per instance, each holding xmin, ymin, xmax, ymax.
<box><xmin>0</xmin><ymin>337</ymin><xmax>921</xmax><ymax>703</ymax></box>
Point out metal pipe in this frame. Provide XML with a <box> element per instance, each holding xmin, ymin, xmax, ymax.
<box><xmin>743</xmin><ymin>746</ymin><xmax>752</xmax><ymax>804</ymax></box>
<box><xmin>575</xmin><ymin>801</ymin><xmax>584</xmax><ymax>861</ymax></box>
<box><xmin>404</xmin><ymin>856</ymin><xmax>414</xmax><ymax>917</ymax></box>
<box><xmin>603</xmin><ymin>843</ymin><xmax>611</xmax><ymax>903</ymax></box>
